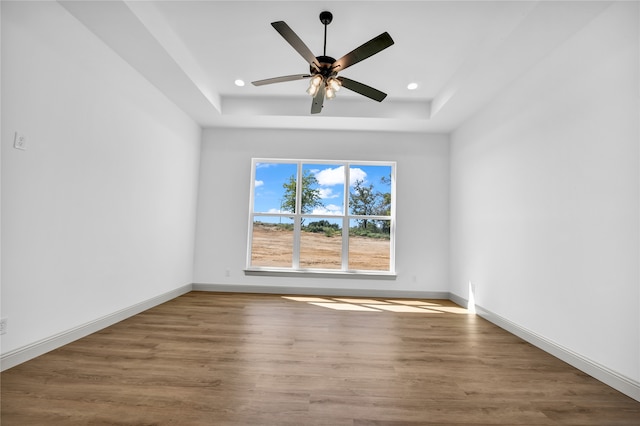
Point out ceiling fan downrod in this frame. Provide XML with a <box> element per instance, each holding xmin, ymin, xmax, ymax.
<box><xmin>319</xmin><ymin>11</ymin><xmax>332</xmax><ymax>57</ymax></box>
<box><xmin>312</xmin><ymin>11</ymin><xmax>337</xmax><ymax>82</ymax></box>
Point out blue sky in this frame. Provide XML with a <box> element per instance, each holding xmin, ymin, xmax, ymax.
<box><xmin>253</xmin><ymin>162</ymin><xmax>392</xmax><ymax>216</ymax></box>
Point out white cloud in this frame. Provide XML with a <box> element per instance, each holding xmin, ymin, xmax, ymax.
<box><xmin>268</xmin><ymin>208</ymin><xmax>293</xmax><ymax>214</ymax></box>
<box><xmin>311</xmin><ymin>204</ymin><xmax>343</xmax><ymax>215</ymax></box>
<box><xmin>314</xmin><ymin>166</ymin><xmax>344</xmax><ymax>186</ymax></box>
<box><xmin>256</xmin><ymin>163</ymin><xmax>277</xmax><ymax>169</ymax></box>
<box><xmin>255</xmin><ymin>180</ymin><xmax>264</xmax><ymax>187</ymax></box>
<box><xmin>318</xmin><ymin>188</ymin><xmax>339</xmax><ymax>199</ymax></box>
<box><xmin>325</xmin><ymin>204</ymin><xmax>343</xmax><ymax>213</ymax></box>
<box><xmin>349</xmin><ymin>167</ymin><xmax>367</xmax><ymax>185</ymax></box>
<box><xmin>314</xmin><ymin>166</ymin><xmax>367</xmax><ymax>186</ymax></box>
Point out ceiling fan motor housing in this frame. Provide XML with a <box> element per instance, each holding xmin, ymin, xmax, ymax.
<box><xmin>312</xmin><ymin>55</ymin><xmax>337</xmax><ymax>78</ymax></box>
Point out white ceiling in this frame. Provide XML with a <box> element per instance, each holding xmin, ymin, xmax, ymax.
<box><xmin>59</xmin><ymin>1</ymin><xmax>611</xmax><ymax>133</ymax></box>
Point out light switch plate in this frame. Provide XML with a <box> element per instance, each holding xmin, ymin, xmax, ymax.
<box><xmin>13</xmin><ymin>132</ymin><xmax>26</xmax><ymax>150</ymax></box>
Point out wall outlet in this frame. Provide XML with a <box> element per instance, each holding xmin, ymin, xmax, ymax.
<box><xmin>0</xmin><ymin>318</ymin><xmax>7</xmax><ymax>335</ymax></box>
<box><xmin>13</xmin><ymin>132</ymin><xmax>27</xmax><ymax>150</ymax></box>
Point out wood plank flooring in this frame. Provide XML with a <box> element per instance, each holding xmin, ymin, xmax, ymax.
<box><xmin>2</xmin><ymin>291</ymin><xmax>639</xmax><ymax>425</ymax></box>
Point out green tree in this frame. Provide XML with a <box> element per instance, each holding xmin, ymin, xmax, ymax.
<box><xmin>282</xmin><ymin>170</ymin><xmax>324</xmax><ymax>223</ymax></box>
<box><xmin>350</xmin><ymin>179</ymin><xmax>378</xmax><ymax>230</ymax></box>
<box><xmin>350</xmin><ymin>176</ymin><xmax>392</xmax><ymax>234</ymax></box>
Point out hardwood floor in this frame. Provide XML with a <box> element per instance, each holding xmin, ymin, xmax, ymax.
<box><xmin>2</xmin><ymin>291</ymin><xmax>639</xmax><ymax>425</ymax></box>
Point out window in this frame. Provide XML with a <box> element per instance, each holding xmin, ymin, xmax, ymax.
<box><xmin>247</xmin><ymin>159</ymin><xmax>396</xmax><ymax>274</ymax></box>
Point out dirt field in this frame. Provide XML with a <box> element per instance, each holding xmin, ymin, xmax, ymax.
<box><xmin>251</xmin><ymin>223</ymin><xmax>390</xmax><ymax>270</ymax></box>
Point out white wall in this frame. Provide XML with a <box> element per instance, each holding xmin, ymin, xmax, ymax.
<box><xmin>450</xmin><ymin>1</ymin><xmax>639</xmax><ymax>384</ymax></box>
<box><xmin>194</xmin><ymin>128</ymin><xmax>449</xmax><ymax>295</ymax></box>
<box><xmin>1</xmin><ymin>2</ymin><xmax>201</xmax><ymax>356</ymax></box>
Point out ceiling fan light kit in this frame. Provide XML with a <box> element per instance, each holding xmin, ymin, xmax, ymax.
<box><xmin>252</xmin><ymin>11</ymin><xmax>394</xmax><ymax>114</ymax></box>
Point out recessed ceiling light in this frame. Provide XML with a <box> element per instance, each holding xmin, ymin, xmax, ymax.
<box><xmin>407</xmin><ymin>82</ymin><xmax>418</xmax><ymax>90</ymax></box>
<box><xmin>235</xmin><ymin>79</ymin><xmax>245</xmax><ymax>87</ymax></box>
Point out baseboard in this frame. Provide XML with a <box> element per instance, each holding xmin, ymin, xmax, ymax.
<box><xmin>193</xmin><ymin>283</ymin><xmax>450</xmax><ymax>300</ymax></box>
<box><xmin>447</xmin><ymin>292</ymin><xmax>469</xmax><ymax>310</ymax></box>
<box><xmin>0</xmin><ymin>284</ymin><xmax>193</xmax><ymax>372</ymax></box>
<box><xmin>449</xmin><ymin>292</ymin><xmax>640</xmax><ymax>402</ymax></box>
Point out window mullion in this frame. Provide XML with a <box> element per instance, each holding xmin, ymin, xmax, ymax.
<box><xmin>342</xmin><ymin>163</ymin><xmax>350</xmax><ymax>270</ymax></box>
<box><xmin>246</xmin><ymin>160</ymin><xmax>258</xmax><ymax>269</ymax></box>
<box><xmin>389</xmin><ymin>166</ymin><xmax>397</xmax><ymax>273</ymax></box>
<box><xmin>292</xmin><ymin>162</ymin><xmax>303</xmax><ymax>269</ymax></box>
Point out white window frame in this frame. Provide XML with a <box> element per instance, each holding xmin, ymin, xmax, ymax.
<box><xmin>246</xmin><ymin>158</ymin><xmax>396</xmax><ymax>277</ymax></box>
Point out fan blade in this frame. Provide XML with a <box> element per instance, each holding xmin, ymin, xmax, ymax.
<box><xmin>332</xmin><ymin>32</ymin><xmax>394</xmax><ymax>72</ymax></box>
<box><xmin>337</xmin><ymin>77</ymin><xmax>387</xmax><ymax>102</ymax></box>
<box><xmin>311</xmin><ymin>81</ymin><xmax>326</xmax><ymax>114</ymax></box>
<box><xmin>272</xmin><ymin>21</ymin><xmax>320</xmax><ymax>70</ymax></box>
<box><xmin>252</xmin><ymin>74</ymin><xmax>311</xmax><ymax>86</ymax></box>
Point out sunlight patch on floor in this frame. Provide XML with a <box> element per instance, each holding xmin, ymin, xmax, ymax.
<box><xmin>388</xmin><ymin>300</ymin><xmax>441</xmax><ymax>306</ymax></box>
<box><xmin>309</xmin><ymin>302</ymin><xmax>381</xmax><ymax>312</ymax></box>
<box><xmin>430</xmin><ymin>306</ymin><xmax>469</xmax><ymax>314</ymax></box>
<box><xmin>334</xmin><ymin>298</ymin><xmax>391</xmax><ymax>304</ymax></box>
<box><xmin>364</xmin><ymin>304</ymin><xmax>443</xmax><ymax>313</ymax></box>
<box><xmin>282</xmin><ymin>296</ymin><xmax>472</xmax><ymax>315</ymax></box>
<box><xmin>283</xmin><ymin>296</ymin><xmax>334</xmax><ymax>303</ymax></box>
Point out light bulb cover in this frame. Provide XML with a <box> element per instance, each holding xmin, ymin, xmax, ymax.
<box><xmin>326</xmin><ymin>87</ymin><xmax>336</xmax><ymax>99</ymax></box>
<box><xmin>307</xmin><ymin>84</ymin><xmax>319</xmax><ymax>96</ymax></box>
<box><xmin>328</xmin><ymin>78</ymin><xmax>341</xmax><ymax>92</ymax></box>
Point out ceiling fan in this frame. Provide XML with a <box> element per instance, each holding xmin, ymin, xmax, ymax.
<box><xmin>251</xmin><ymin>11</ymin><xmax>394</xmax><ymax>114</ymax></box>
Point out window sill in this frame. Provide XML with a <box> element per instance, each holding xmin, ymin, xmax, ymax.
<box><xmin>244</xmin><ymin>268</ymin><xmax>397</xmax><ymax>280</ymax></box>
